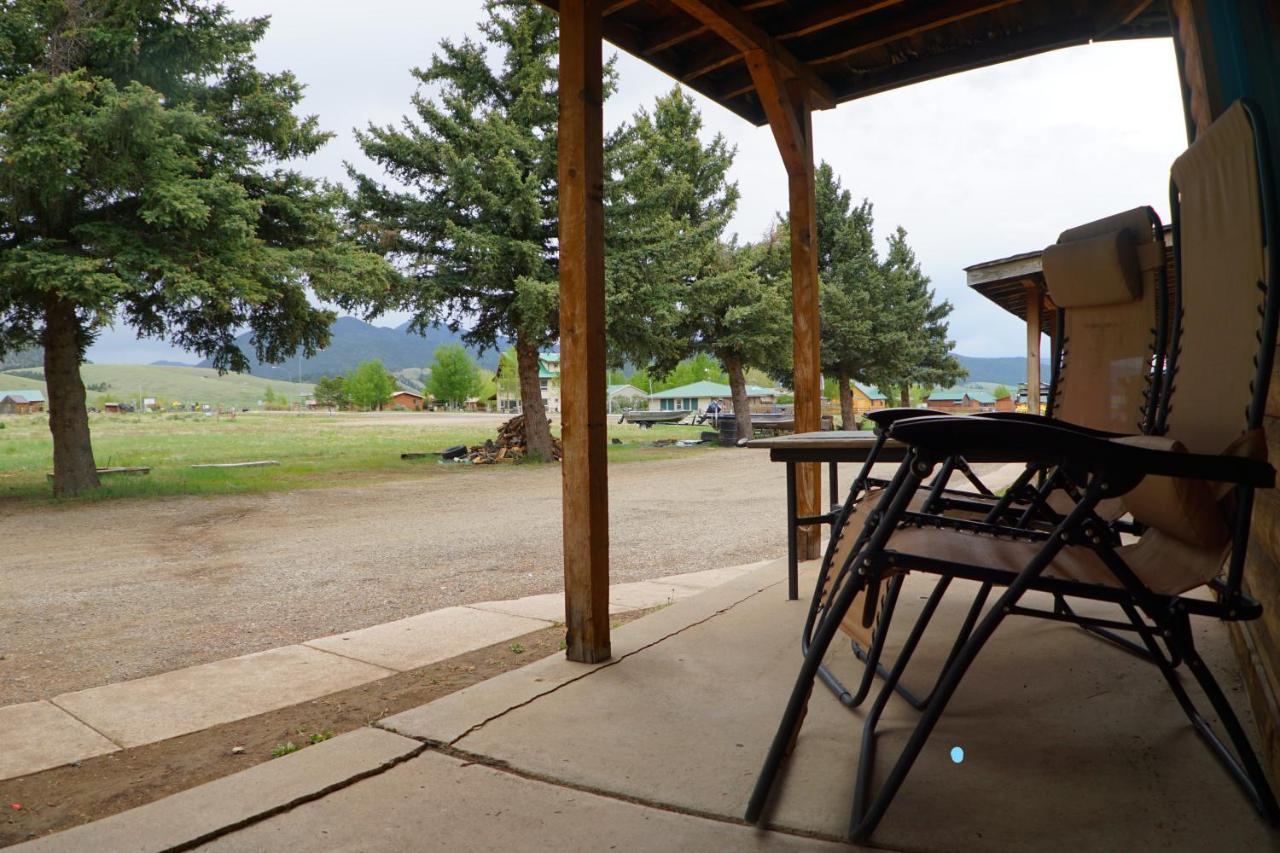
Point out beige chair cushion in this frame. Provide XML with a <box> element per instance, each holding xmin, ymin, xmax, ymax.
<box><xmin>886</xmin><ymin>523</ymin><xmax>1225</xmax><ymax>597</ymax></box>
<box><xmin>1043</xmin><ymin>229</ymin><xmax>1142</xmax><ymax>308</ymax></box>
<box><xmin>1112</xmin><ymin>436</ymin><xmax>1231</xmax><ymax>548</ymax></box>
<box><xmin>1166</xmin><ymin>101</ymin><xmax>1267</xmax><ymax>454</ymax></box>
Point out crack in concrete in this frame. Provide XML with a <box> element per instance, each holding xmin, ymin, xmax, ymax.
<box><xmin>428</xmin><ymin>741</ymin><xmax>861</xmax><ymax>850</ymax></box>
<box><xmin>431</xmin><ymin>577</ymin><xmax>782</xmax><ymax>747</ymax></box>
<box><xmin>46</xmin><ymin>698</ymin><xmax>126</xmax><ymax>751</ymax></box>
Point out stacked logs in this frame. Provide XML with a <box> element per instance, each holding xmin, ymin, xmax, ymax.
<box><xmin>467</xmin><ymin>415</ymin><xmax>564</xmax><ymax>464</ymax></box>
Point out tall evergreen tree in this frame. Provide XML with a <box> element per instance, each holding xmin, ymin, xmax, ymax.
<box><xmin>811</xmin><ymin>163</ymin><xmax>885</xmax><ymax>429</ymax></box>
<box><xmin>609</xmin><ymin>87</ymin><xmax>788</xmax><ymax>439</ymax></box>
<box><xmin>877</xmin><ymin>227</ymin><xmax>965</xmax><ymax>405</ymax></box>
<box><xmin>0</xmin><ymin>0</ymin><xmax>392</xmax><ymax>495</ymax></box>
<box><xmin>605</xmin><ymin>87</ymin><xmax>735</xmax><ymax>376</ymax></box>
<box><xmin>347</xmin><ymin>0</ymin><xmax>585</xmax><ymax>460</ymax></box>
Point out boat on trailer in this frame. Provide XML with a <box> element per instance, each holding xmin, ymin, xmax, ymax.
<box><xmin>619</xmin><ymin>409</ymin><xmax>695</xmax><ymax>427</ymax></box>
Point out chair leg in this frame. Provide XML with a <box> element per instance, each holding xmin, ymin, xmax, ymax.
<box><xmin>847</xmin><ymin>484</ymin><xmax>1101</xmax><ymax>841</ymax></box>
<box><xmin>1140</xmin><ymin>609</ymin><xmax>1280</xmax><ymax>823</ymax></box>
<box><xmin>848</xmin><ymin>581</ymin><xmax>1023</xmax><ymax>840</ymax></box>
<box><xmin>749</xmin><ymin>458</ymin><xmax>925</xmax><ymax>825</ymax></box>
<box><xmin>746</xmin><ymin>558</ymin><xmax>869</xmax><ymax>824</ymax></box>
<box><xmin>1055</xmin><ymin>594</ymin><xmax>1159</xmax><ymax>663</ymax></box>
<box><xmin>821</xmin><ymin>573</ymin><xmax>909</xmax><ymax>708</ymax></box>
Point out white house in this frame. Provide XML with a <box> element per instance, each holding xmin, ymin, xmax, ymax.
<box><xmin>647</xmin><ymin>381</ymin><xmax>779</xmax><ymax>413</ymax></box>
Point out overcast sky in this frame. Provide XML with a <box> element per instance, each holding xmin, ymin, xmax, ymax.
<box><xmin>87</xmin><ymin>0</ymin><xmax>1189</xmax><ymax>364</ymax></box>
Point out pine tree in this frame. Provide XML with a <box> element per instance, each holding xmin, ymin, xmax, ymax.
<box><xmin>314</xmin><ymin>375</ymin><xmax>349</xmax><ymax>410</ymax></box>
<box><xmin>610</xmin><ymin>88</ymin><xmax>787</xmax><ymax>439</ymax></box>
<box><xmin>347</xmin><ymin>0</ymin><xmax>580</xmax><ymax>460</ymax></box>
<box><xmin>606</xmin><ymin>87</ymin><xmax>736</xmax><ymax>376</ymax></box>
<box><xmin>877</xmin><ymin>227</ymin><xmax>965</xmax><ymax>405</ymax></box>
<box><xmin>812</xmin><ymin>163</ymin><xmax>883</xmax><ymax>429</ymax></box>
<box><xmin>0</xmin><ymin>1</ymin><xmax>392</xmax><ymax>495</ymax></box>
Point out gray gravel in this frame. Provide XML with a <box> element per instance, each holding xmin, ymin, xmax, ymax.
<box><xmin>0</xmin><ymin>450</ymin><xmax>900</xmax><ymax>705</ymax></box>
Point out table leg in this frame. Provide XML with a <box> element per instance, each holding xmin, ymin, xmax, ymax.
<box><xmin>786</xmin><ymin>462</ymin><xmax>799</xmax><ymax>600</ymax></box>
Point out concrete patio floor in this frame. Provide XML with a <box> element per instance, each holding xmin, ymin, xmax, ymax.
<box><xmin>19</xmin><ymin>558</ymin><xmax>1279</xmax><ymax>851</ymax></box>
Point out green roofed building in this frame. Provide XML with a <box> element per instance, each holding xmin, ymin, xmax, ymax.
<box><xmin>0</xmin><ymin>389</ymin><xmax>46</xmax><ymax>414</ymax></box>
<box><xmin>923</xmin><ymin>387</ymin><xmax>998</xmax><ymax>413</ymax></box>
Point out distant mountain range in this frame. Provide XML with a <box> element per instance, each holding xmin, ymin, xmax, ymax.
<box><xmin>954</xmin><ymin>355</ymin><xmax>1049</xmax><ymax>387</ymax></box>
<box><xmin>0</xmin><ymin>347</ymin><xmax>45</xmax><ymax>372</ymax></box>
<box><xmin>194</xmin><ymin>317</ymin><xmax>505</xmax><ymax>381</ymax></box>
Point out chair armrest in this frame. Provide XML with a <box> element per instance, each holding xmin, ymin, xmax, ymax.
<box><xmin>867</xmin><ymin>407</ymin><xmax>943</xmax><ymax>429</ymax></box>
<box><xmin>972</xmin><ymin>411</ymin><xmax>1129</xmax><ymax>439</ymax></box>
<box><xmin>888</xmin><ymin>416</ymin><xmax>1275</xmax><ymax>487</ymax></box>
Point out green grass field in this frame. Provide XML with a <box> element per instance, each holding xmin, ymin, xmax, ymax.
<box><xmin>0</xmin><ymin>412</ymin><xmax>714</xmax><ymax>503</ymax></box>
<box><xmin>0</xmin><ymin>364</ymin><xmax>314</xmax><ymax>410</ymax></box>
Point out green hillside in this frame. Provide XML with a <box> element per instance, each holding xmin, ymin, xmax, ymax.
<box><xmin>0</xmin><ymin>365</ymin><xmax>313</xmax><ymax>409</ymax></box>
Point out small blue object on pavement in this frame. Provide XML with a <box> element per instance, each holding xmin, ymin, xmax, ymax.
<box><xmin>950</xmin><ymin>746</ymin><xmax>965</xmax><ymax>764</ymax></box>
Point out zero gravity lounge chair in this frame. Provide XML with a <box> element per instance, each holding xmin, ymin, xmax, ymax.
<box><xmin>808</xmin><ymin>204</ymin><xmax>1170</xmax><ymax>711</ymax></box>
<box><xmin>751</xmin><ymin>99</ymin><xmax>1280</xmax><ymax>842</ymax></box>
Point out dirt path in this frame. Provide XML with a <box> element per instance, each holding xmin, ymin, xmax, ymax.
<box><xmin>1</xmin><ymin>451</ymin><xmax>853</xmax><ymax>705</ymax></box>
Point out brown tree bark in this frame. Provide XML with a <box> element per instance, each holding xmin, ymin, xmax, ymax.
<box><xmin>837</xmin><ymin>368</ymin><xmax>855</xmax><ymax>430</ymax></box>
<box><xmin>515</xmin><ymin>337</ymin><xmax>555</xmax><ymax>461</ymax></box>
<box><xmin>899</xmin><ymin>386</ymin><xmax>911</xmax><ymax>408</ymax></box>
<box><xmin>723</xmin><ymin>354</ymin><xmax>752</xmax><ymax>445</ymax></box>
<box><xmin>43</xmin><ymin>297</ymin><xmax>99</xmax><ymax>496</ymax></box>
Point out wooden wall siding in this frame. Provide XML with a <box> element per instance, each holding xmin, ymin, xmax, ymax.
<box><xmin>1236</xmin><ymin>358</ymin><xmax>1280</xmax><ymax>787</ymax></box>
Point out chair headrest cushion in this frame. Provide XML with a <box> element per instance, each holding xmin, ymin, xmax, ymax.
<box><xmin>1042</xmin><ymin>228</ymin><xmax>1142</xmax><ymax>308</ymax></box>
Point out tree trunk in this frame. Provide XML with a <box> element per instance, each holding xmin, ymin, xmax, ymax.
<box><xmin>837</xmin><ymin>368</ymin><xmax>855</xmax><ymax>430</ymax></box>
<box><xmin>723</xmin><ymin>355</ymin><xmax>752</xmax><ymax>444</ymax></box>
<box><xmin>44</xmin><ymin>298</ymin><xmax>99</xmax><ymax>496</ymax></box>
<box><xmin>515</xmin><ymin>338</ymin><xmax>555</xmax><ymax>461</ymax></box>
<box><xmin>899</xmin><ymin>386</ymin><xmax>911</xmax><ymax>408</ymax></box>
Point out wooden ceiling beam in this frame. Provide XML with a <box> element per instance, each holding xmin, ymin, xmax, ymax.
<box><xmin>603</xmin><ymin>0</ymin><xmax>644</xmax><ymax>14</ymax></box>
<box><xmin>665</xmin><ymin>0</ymin><xmax>836</xmax><ymax>108</ymax></box>
<box><xmin>640</xmin><ymin>0</ymin><xmax>785</xmax><ymax>55</ymax></box>
<box><xmin>715</xmin><ymin>0</ymin><xmax>1022</xmax><ymax>100</ymax></box>
<box><xmin>682</xmin><ymin>0</ymin><xmax>905</xmax><ymax>82</ymax></box>
<box><xmin>807</xmin><ymin>0</ymin><xmax>1023</xmax><ymax>66</ymax></box>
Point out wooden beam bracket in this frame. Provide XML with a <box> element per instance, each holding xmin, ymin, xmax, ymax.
<box><xmin>666</xmin><ymin>0</ymin><xmax>835</xmax><ymax>109</ymax></box>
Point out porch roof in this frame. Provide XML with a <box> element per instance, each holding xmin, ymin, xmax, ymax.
<box><xmin>534</xmin><ymin>1</ymin><xmax>1170</xmax><ymax>126</ymax></box>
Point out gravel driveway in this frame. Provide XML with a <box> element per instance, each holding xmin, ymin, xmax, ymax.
<box><xmin>1</xmin><ymin>450</ymin><xmax>878</xmax><ymax>704</ymax></box>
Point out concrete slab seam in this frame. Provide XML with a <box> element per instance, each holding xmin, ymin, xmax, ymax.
<box><xmin>163</xmin><ymin>733</ymin><xmax>428</xmax><ymax>853</ymax></box>
<box><xmin>428</xmin><ymin>742</ymin><xmax>858</xmax><ymax>850</ymax></box>
<box><xmin>45</xmin><ymin>698</ymin><xmax>126</xmax><ymax>751</ymax></box>
<box><xmin>296</xmin><ymin>642</ymin><xmax>411</xmax><ymax>673</ymax></box>
<box><xmin>461</xmin><ymin>604</ymin><xmax>563</xmax><ymax>625</ymax></box>
<box><xmin>382</xmin><ymin>576</ymin><xmax>783</xmax><ymax>749</ymax></box>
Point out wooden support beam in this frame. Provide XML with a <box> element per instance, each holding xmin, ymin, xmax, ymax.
<box><xmin>641</xmin><ymin>0</ymin><xmax>785</xmax><ymax>55</ymax></box>
<box><xmin>749</xmin><ymin>52</ymin><xmax>823</xmax><ymax>560</ymax></box>
<box><xmin>558</xmin><ymin>0</ymin><xmax>611</xmax><ymax>664</ymax></box>
<box><xmin>1025</xmin><ymin>283</ymin><xmax>1042</xmax><ymax>415</ymax></box>
<box><xmin>665</xmin><ymin>0</ymin><xmax>835</xmax><ymax>108</ymax></box>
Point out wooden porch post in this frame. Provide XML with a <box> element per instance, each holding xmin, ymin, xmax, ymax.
<box><xmin>1024</xmin><ymin>283</ymin><xmax>1041</xmax><ymax>415</ymax></box>
<box><xmin>747</xmin><ymin>53</ymin><xmax>823</xmax><ymax>560</ymax></box>
<box><xmin>558</xmin><ymin>0</ymin><xmax>610</xmax><ymax>663</ymax></box>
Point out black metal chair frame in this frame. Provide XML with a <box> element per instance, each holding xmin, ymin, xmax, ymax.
<box><xmin>806</xmin><ymin>206</ymin><xmax>1171</xmax><ymax>712</ymax></box>
<box><xmin>755</xmin><ymin>99</ymin><xmax>1279</xmax><ymax>842</ymax></box>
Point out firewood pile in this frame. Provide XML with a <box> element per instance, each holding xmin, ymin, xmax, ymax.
<box><xmin>467</xmin><ymin>415</ymin><xmax>564</xmax><ymax>463</ymax></box>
